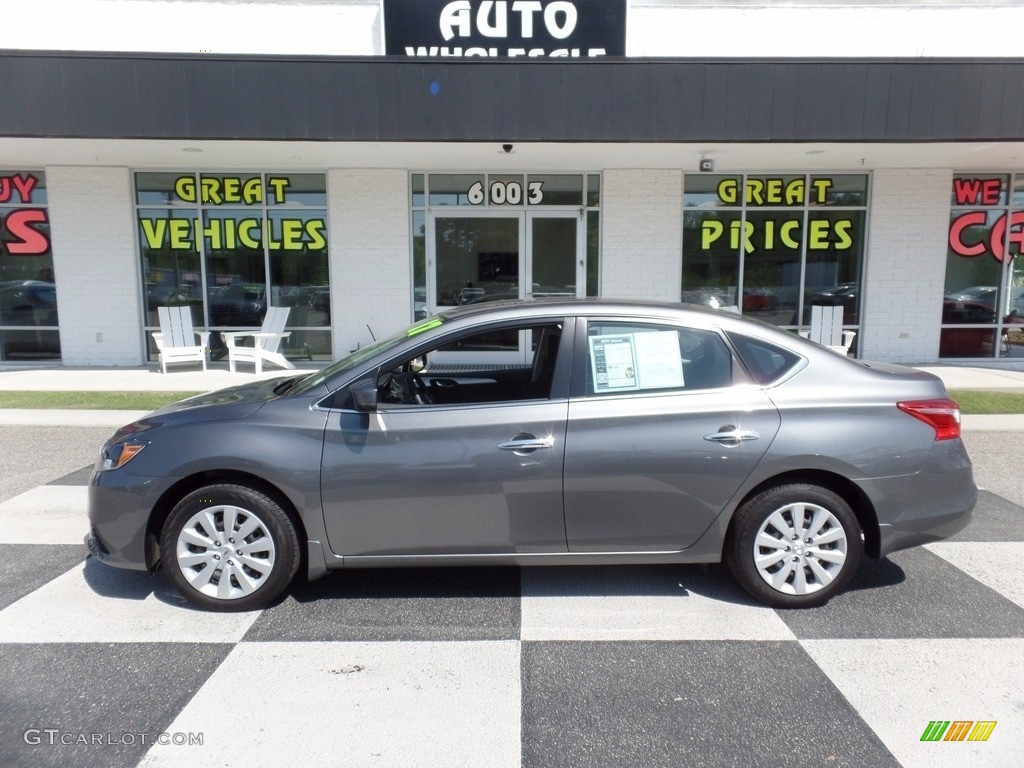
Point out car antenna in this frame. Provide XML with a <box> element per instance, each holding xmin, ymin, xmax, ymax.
<box><xmin>366</xmin><ymin>324</ymin><xmax>377</xmax><ymax>341</ymax></box>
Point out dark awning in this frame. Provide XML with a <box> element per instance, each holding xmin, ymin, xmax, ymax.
<box><xmin>2</xmin><ymin>51</ymin><xmax>1023</xmax><ymax>143</ymax></box>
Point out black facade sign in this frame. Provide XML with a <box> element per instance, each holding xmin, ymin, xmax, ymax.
<box><xmin>383</xmin><ymin>0</ymin><xmax>627</xmax><ymax>58</ymax></box>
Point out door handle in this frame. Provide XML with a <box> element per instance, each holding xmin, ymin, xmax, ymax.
<box><xmin>703</xmin><ymin>426</ymin><xmax>760</xmax><ymax>445</ymax></box>
<box><xmin>497</xmin><ymin>434</ymin><xmax>554</xmax><ymax>454</ymax></box>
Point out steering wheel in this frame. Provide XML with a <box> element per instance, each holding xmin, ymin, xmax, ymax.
<box><xmin>381</xmin><ymin>370</ymin><xmax>432</xmax><ymax>405</ymax></box>
<box><xmin>409</xmin><ymin>372</ymin><xmax>432</xmax><ymax>405</ymax></box>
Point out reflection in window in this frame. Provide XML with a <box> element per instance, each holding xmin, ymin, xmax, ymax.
<box><xmin>136</xmin><ymin>172</ymin><xmax>331</xmax><ymax>363</ymax></box>
<box><xmin>681</xmin><ymin>173</ymin><xmax>867</xmax><ymax>345</ymax></box>
<box><xmin>942</xmin><ymin>173</ymin><xmax>1024</xmax><ymax>359</ymax></box>
<box><xmin>1</xmin><ymin>170</ymin><xmax>59</xmax><ymax>361</ymax></box>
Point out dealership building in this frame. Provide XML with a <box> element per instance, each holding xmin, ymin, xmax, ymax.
<box><xmin>3</xmin><ymin>0</ymin><xmax>1024</xmax><ymax>367</ymax></box>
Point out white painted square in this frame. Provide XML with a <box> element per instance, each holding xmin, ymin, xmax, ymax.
<box><xmin>140</xmin><ymin>641</ymin><xmax>522</xmax><ymax>768</ymax></box>
<box><xmin>521</xmin><ymin>568</ymin><xmax>796</xmax><ymax>641</ymax></box>
<box><xmin>0</xmin><ymin>560</ymin><xmax>259</xmax><ymax>644</ymax></box>
<box><xmin>0</xmin><ymin>486</ymin><xmax>89</xmax><ymax>544</ymax></box>
<box><xmin>802</xmin><ymin>639</ymin><xmax>1024</xmax><ymax>768</ymax></box>
<box><xmin>926</xmin><ymin>542</ymin><xmax>1024</xmax><ymax>610</ymax></box>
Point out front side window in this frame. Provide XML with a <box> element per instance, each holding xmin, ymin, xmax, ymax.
<box><xmin>377</xmin><ymin>322</ymin><xmax>564</xmax><ymax>406</ymax></box>
<box><xmin>1</xmin><ymin>170</ymin><xmax>59</xmax><ymax>361</ymax></box>
<box><xmin>682</xmin><ymin>174</ymin><xmax>868</xmax><ymax>355</ymax></box>
<box><xmin>584</xmin><ymin>322</ymin><xmax>732</xmax><ymax>395</ymax></box>
<box><xmin>135</xmin><ymin>172</ymin><xmax>331</xmax><ymax>363</ymax></box>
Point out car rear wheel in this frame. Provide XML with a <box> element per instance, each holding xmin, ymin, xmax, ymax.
<box><xmin>725</xmin><ymin>483</ymin><xmax>863</xmax><ymax>608</ymax></box>
<box><xmin>160</xmin><ymin>483</ymin><xmax>300</xmax><ymax>612</ymax></box>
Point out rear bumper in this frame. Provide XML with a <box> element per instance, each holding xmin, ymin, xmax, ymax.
<box><xmin>868</xmin><ymin>439</ymin><xmax>977</xmax><ymax>558</ymax></box>
<box><xmin>876</xmin><ymin>488</ymin><xmax>976</xmax><ymax>557</ymax></box>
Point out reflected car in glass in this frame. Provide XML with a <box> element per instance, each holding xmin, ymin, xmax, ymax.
<box><xmin>86</xmin><ymin>300</ymin><xmax>976</xmax><ymax>611</ymax></box>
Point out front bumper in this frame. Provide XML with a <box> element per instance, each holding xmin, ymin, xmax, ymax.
<box><xmin>84</xmin><ymin>528</ymin><xmax>110</xmax><ymax>562</ymax></box>
<box><xmin>86</xmin><ymin>470</ymin><xmax>175</xmax><ymax>572</ymax></box>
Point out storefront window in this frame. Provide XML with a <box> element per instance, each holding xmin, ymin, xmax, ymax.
<box><xmin>136</xmin><ymin>172</ymin><xmax>331</xmax><ymax>363</ymax></box>
<box><xmin>942</xmin><ymin>174</ymin><xmax>1024</xmax><ymax>359</ymax></box>
<box><xmin>1</xmin><ymin>171</ymin><xmax>60</xmax><ymax>361</ymax></box>
<box><xmin>681</xmin><ymin>173</ymin><xmax>868</xmax><ymax>353</ymax></box>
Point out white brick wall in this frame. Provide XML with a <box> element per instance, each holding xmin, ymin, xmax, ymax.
<box><xmin>860</xmin><ymin>168</ymin><xmax>951</xmax><ymax>363</ymax></box>
<box><xmin>601</xmin><ymin>170</ymin><xmax>683</xmax><ymax>301</ymax></box>
<box><xmin>328</xmin><ymin>169</ymin><xmax>412</xmax><ymax>358</ymax></box>
<box><xmin>46</xmin><ymin>166</ymin><xmax>143</xmax><ymax>366</ymax></box>
<box><xmin>29</xmin><ymin>165</ymin><xmax>965</xmax><ymax>367</ymax></box>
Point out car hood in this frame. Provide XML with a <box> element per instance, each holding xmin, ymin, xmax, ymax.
<box><xmin>141</xmin><ymin>375</ymin><xmax>296</xmax><ymax>426</ymax></box>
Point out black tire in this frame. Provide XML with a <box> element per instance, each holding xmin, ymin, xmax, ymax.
<box><xmin>725</xmin><ymin>483</ymin><xmax>863</xmax><ymax>608</ymax></box>
<box><xmin>160</xmin><ymin>483</ymin><xmax>300</xmax><ymax>612</ymax></box>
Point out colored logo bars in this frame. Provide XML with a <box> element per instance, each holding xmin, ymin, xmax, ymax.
<box><xmin>920</xmin><ymin>721</ymin><xmax>997</xmax><ymax>742</ymax></box>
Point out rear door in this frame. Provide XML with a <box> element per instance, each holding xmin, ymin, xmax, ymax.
<box><xmin>563</xmin><ymin>318</ymin><xmax>781</xmax><ymax>552</ymax></box>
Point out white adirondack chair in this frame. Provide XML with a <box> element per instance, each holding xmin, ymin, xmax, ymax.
<box><xmin>799</xmin><ymin>304</ymin><xmax>856</xmax><ymax>355</ymax></box>
<box><xmin>221</xmin><ymin>306</ymin><xmax>295</xmax><ymax>373</ymax></box>
<box><xmin>152</xmin><ymin>306</ymin><xmax>210</xmax><ymax>374</ymax></box>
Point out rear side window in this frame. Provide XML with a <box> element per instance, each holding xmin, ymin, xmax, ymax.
<box><xmin>727</xmin><ymin>333</ymin><xmax>802</xmax><ymax>384</ymax></box>
<box><xmin>585</xmin><ymin>322</ymin><xmax>732</xmax><ymax>395</ymax></box>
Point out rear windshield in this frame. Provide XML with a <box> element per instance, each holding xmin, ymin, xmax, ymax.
<box><xmin>726</xmin><ymin>333</ymin><xmax>802</xmax><ymax>385</ymax></box>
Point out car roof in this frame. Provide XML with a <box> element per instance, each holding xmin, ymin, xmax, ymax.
<box><xmin>438</xmin><ymin>297</ymin><xmax>728</xmax><ymax>323</ymax></box>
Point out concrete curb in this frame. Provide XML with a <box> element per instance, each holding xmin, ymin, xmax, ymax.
<box><xmin>960</xmin><ymin>414</ymin><xmax>1024</xmax><ymax>432</ymax></box>
<box><xmin>0</xmin><ymin>410</ymin><xmax>149</xmax><ymax>428</ymax></box>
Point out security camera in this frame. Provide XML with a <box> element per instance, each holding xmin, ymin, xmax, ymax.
<box><xmin>699</xmin><ymin>158</ymin><xmax>715</xmax><ymax>172</ymax></box>
<box><xmin>502</xmin><ymin>144</ymin><xmax>513</xmax><ymax>154</ymax></box>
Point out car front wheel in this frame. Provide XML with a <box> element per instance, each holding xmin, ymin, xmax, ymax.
<box><xmin>725</xmin><ymin>483</ymin><xmax>863</xmax><ymax>608</ymax></box>
<box><xmin>160</xmin><ymin>483</ymin><xmax>300</xmax><ymax>612</ymax></box>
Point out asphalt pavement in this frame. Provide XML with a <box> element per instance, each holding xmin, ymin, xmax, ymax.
<box><xmin>1</xmin><ymin>363</ymin><xmax>1022</xmax><ymax>767</ymax></box>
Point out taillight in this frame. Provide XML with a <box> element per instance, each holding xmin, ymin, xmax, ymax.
<box><xmin>897</xmin><ymin>398</ymin><xmax>961</xmax><ymax>440</ymax></box>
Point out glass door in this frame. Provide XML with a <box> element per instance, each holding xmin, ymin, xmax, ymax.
<box><xmin>527</xmin><ymin>211</ymin><xmax>584</xmax><ymax>300</ymax></box>
<box><xmin>428</xmin><ymin>212</ymin><xmax>526</xmax><ymax>364</ymax></box>
<box><xmin>429</xmin><ymin>213</ymin><xmax>522</xmax><ymax>312</ymax></box>
<box><xmin>426</xmin><ymin>210</ymin><xmax>584</xmax><ymax>365</ymax></box>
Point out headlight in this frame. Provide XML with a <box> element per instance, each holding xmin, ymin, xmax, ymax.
<box><xmin>97</xmin><ymin>441</ymin><xmax>147</xmax><ymax>471</ymax></box>
<box><xmin>96</xmin><ymin>421</ymin><xmax>152</xmax><ymax>471</ymax></box>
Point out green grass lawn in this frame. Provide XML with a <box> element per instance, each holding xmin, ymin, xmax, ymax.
<box><xmin>0</xmin><ymin>388</ymin><xmax>1023</xmax><ymax>414</ymax></box>
<box><xmin>0</xmin><ymin>391</ymin><xmax>202</xmax><ymax>411</ymax></box>
<box><xmin>947</xmin><ymin>389</ymin><xmax>1024</xmax><ymax>415</ymax></box>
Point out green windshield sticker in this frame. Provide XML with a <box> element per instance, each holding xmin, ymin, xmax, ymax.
<box><xmin>406</xmin><ymin>317</ymin><xmax>443</xmax><ymax>337</ymax></box>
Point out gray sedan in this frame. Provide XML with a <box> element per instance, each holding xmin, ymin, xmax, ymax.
<box><xmin>86</xmin><ymin>300</ymin><xmax>976</xmax><ymax>611</ymax></box>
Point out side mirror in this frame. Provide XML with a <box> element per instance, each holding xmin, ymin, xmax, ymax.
<box><xmin>349</xmin><ymin>377</ymin><xmax>378</xmax><ymax>412</ymax></box>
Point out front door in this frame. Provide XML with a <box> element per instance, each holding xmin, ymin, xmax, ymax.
<box><xmin>320</xmin><ymin>400</ymin><xmax>569</xmax><ymax>557</ymax></box>
<box><xmin>427</xmin><ymin>211</ymin><xmax>581</xmax><ymax>365</ymax></box>
<box><xmin>527</xmin><ymin>211</ymin><xmax>584</xmax><ymax>301</ymax></box>
<box><xmin>428</xmin><ymin>211</ymin><xmax>583</xmax><ymax>313</ymax></box>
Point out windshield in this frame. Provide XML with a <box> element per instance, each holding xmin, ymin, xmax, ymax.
<box><xmin>289</xmin><ymin>316</ymin><xmax>447</xmax><ymax>395</ymax></box>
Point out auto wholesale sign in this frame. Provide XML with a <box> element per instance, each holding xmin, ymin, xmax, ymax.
<box><xmin>383</xmin><ymin>0</ymin><xmax>626</xmax><ymax>58</ymax></box>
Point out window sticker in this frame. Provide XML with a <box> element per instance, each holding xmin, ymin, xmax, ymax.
<box><xmin>589</xmin><ymin>331</ymin><xmax>685</xmax><ymax>393</ymax></box>
<box><xmin>590</xmin><ymin>334</ymin><xmax>639</xmax><ymax>392</ymax></box>
<box><xmin>633</xmin><ymin>331</ymin><xmax>686</xmax><ymax>389</ymax></box>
